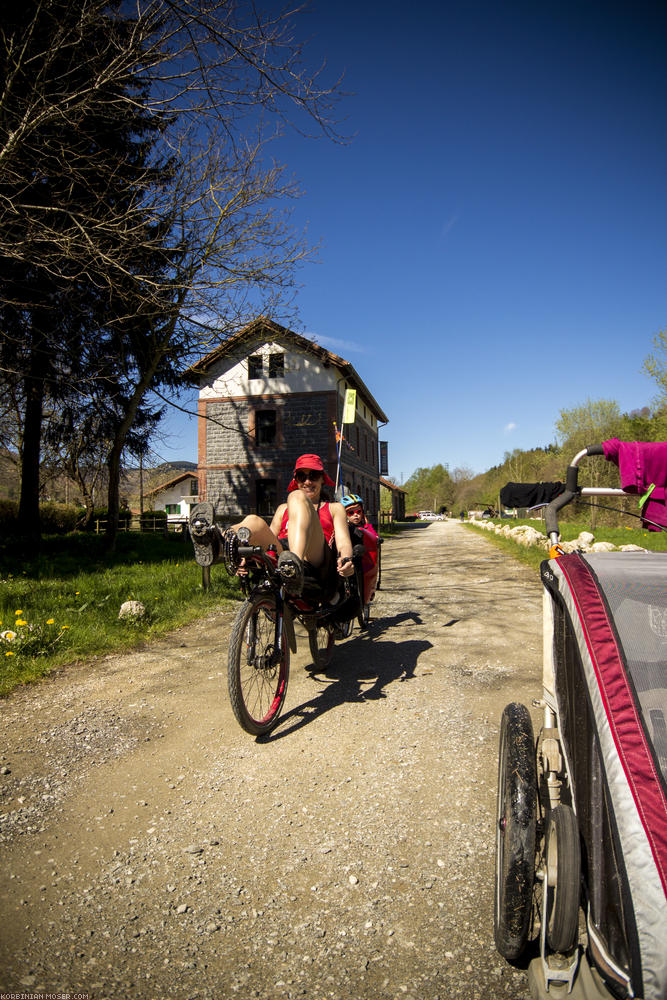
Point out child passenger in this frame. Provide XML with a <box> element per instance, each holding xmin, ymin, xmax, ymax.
<box><xmin>341</xmin><ymin>494</ymin><xmax>378</xmax><ymax>543</ymax></box>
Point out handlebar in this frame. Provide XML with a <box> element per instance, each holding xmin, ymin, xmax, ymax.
<box><xmin>544</xmin><ymin>443</ymin><xmax>603</xmax><ymax>539</ymax></box>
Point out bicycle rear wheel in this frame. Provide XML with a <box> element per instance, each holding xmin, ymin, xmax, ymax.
<box><xmin>228</xmin><ymin>593</ymin><xmax>289</xmax><ymax>735</ymax></box>
<box><xmin>308</xmin><ymin>624</ymin><xmax>335</xmax><ymax>670</ymax></box>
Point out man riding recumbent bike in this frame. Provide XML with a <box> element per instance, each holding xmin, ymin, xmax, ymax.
<box><xmin>189</xmin><ymin>455</ymin><xmax>380</xmax><ymax>736</ymax></box>
<box><xmin>494</xmin><ymin>440</ymin><xmax>667</xmax><ymax>1000</ymax></box>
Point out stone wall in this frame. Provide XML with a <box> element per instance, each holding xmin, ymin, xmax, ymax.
<box><xmin>201</xmin><ymin>392</ymin><xmax>338</xmax><ymax>516</ymax></box>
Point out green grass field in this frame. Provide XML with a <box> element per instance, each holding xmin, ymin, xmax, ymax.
<box><xmin>0</xmin><ymin>533</ymin><xmax>239</xmax><ymax>696</ymax></box>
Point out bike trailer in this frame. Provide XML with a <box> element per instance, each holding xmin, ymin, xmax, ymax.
<box><xmin>539</xmin><ymin>550</ymin><xmax>667</xmax><ymax>999</ymax></box>
<box><xmin>356</xmin><ymin>525</ymin><xmax>380</xmax><ymax>606</ymax></box>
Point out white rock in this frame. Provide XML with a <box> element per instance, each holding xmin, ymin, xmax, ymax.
<box><xmin>590</xmin><ymin>541</ymin><xmax>617</xmax><ymax>552</ymax></box>
<box><xmin>118</xmin><ymin>601</ymin><xmax>146</xmax><ymax>620</ymax></box>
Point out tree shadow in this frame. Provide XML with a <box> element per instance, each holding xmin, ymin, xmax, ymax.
<box><xmin>258</xmin><ymin>632</ymin><xmax>433</xmax><ymax>743</ymax></box>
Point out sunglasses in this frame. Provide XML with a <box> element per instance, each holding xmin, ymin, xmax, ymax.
<box><xmin>295</xmin><ymin>469</ymin><xmax>323</xmax><ymax>483</ymax></box>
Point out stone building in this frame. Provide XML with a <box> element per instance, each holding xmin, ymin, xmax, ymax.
<box><xmin>189</xmin><ymin>317</ymin><xmax>388</xmax><ymax>521</ymax></box>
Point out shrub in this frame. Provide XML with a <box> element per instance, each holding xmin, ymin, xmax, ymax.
<box><xmin>0</xmin><ymin>499</ymin><xmax>19</xmax><ymax>533</ymax></box>
<box><xmin>40</xmin><ymin>502</ymin><xmax>79</xmax><ymax>535</ymax></box>
<box><xmin>77</xmin><ymin>507</ymin><xmax>132</xmax><ymax>531</ymax></box>
<box><xmin>140</xmin><ymin>510</ymin><xmax>167</xmax><ymax>532</ymax></box>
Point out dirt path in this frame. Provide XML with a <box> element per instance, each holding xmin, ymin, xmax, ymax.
<box><xmin>0</xmin><ymin>520</ymin><xmax>543</xmax><ymax>1000</ymax></box>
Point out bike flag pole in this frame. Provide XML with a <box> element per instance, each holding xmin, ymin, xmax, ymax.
<box><xmin>334</xmin><ymin>421</ymin><xmax>343</xmax><ymax>494</ymax></box>
<box><xmin>335</xmin><ymin>390</ymin><xmax>357</xmax><ymax>496</ymax></box>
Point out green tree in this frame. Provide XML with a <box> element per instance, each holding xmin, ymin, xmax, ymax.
<box><xmin>404</xmin><ymin>464</ymin><xmax>454</xmax><ymax>514</ymax></box>
<box><xmin>643</xmin><ymin>329</ymin><xmax>667</xmax><ymax>396</ymax></box>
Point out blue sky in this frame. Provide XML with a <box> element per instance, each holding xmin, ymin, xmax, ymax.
<box><xmin>157</xmin><ymin>1</ymin><xmax>667</xmax><ymax>482</ymax></box>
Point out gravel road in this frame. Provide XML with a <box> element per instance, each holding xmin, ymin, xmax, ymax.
<box><xmin>0</xmin><ymin>519</ymin><xmax>543</xmax><ymax>1000</ymax></box>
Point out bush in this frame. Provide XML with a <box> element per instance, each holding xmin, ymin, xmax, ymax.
<box><xmin>140</xmin><ymin>510</ymin><xmax>167</xmax><ymax>533</ymax></box>
<box><xmin>0</xmin><ymin>499</ymin><xmax>19</xmax><ymax>533</ymax></box>
<box><xmin>77</xmin><ymin>507</ymin><xmax>133</xmax><ymax>531</ymax></box>
<box><xmin>40</xmin><ymin>502</ymin><xmax>80</xmax><ymax>534</ymax></box>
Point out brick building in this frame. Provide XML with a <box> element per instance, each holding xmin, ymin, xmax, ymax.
<box><xmin>189</xmin><ymin>318</ymin><xmax>388</xmax><ymax>521</ymax></box>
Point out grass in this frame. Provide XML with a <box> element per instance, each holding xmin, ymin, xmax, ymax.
<box><xmin>0</xmin><ymin>532</ymin><xmax>240</xmax><ymax>696</ymax></box>
<box><xmin>464</xmin><ymin>517</ymin><xmax>667</xmax><ymax>574</ymax></box>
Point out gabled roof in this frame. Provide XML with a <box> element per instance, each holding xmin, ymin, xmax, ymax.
<box><xmin>380</xmin><ymin>476</ymin><xmax>407</xmax><ymax>494</ymax></box>
<box><xmin>145</xmin><ymin>471</ymin><xmax>198</xmax><ymax>498</ymax></box>
<box><xmin>188</xmin><ymin>317</ymin><xmax>389</xmax><ymax>424</ymax></box>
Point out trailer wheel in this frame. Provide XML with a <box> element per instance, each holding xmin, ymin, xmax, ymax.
<box><xmin>545</xmin><ymin>804</ymin><xmax>581</xmax><ymax>953</ymax></box>
<box><xmin>494</xmin><ymin>702</ymin><xmax>537</xmax><ymax>961</ymax></box>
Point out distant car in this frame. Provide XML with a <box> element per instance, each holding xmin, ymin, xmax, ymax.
<box><xmin>418</xmin><ymin>511</ymin><xmax>442</xmax><ymax>521</ymax></box>
<box><xmin>481</xmin><ymin>509</ymin><xmax>495</xmax><ymax>519</ymax></box>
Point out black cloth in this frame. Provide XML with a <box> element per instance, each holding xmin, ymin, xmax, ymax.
<box><xmin>500</xmin><ymin>481</ymin><xmax>565</xmax><ymax>508</ymax></box>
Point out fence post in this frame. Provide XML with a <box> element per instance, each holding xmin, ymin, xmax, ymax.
<box><xmin>202</xmin><ymin>566</ymin><xmax>210</xmax><ymax>591</ymax></box>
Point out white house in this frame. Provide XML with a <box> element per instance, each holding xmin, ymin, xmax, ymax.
<box><xmin>146</xmin><ymin>471</ymin><xmax>200</xmax><ymax>525</ymax></box>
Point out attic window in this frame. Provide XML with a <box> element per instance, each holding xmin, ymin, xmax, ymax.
<box><xmin>268</xmin><ymin>353</ymin><xmax>284</xmax><ymax>378</ymax></box>
<box><xmin>248</xmin><ymin>355</ymin><xmax>263</xmax><ymax>379</ymax></box>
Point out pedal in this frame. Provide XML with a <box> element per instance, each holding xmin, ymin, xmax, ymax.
<box><xmin>189</xmin><ymin>503</ymin><xmax>219</xmax><ymax>566</ymax></box>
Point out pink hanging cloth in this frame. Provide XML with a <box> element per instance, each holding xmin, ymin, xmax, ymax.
<box><xmin>602</xmin><ymin>438</ymin><xmax>667</xmax><ymax>530</ymax></box>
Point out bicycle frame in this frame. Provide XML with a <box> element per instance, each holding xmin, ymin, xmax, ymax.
<box><xmin>235</xmin><ymin>544</ymin><xmax>359</xmax><ymax>652</ymax></box>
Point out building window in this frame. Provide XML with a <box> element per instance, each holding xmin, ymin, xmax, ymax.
<box><xmin>255</xmin><ymin>409</ymin><xmax>277</xmax><ymax>446</ymax></box>
<box><xmin>268</xmin><ymin>353</ymin><xmax>284</xmax><ymax>378</ymax></box>
<box><xmin>248</xmin><ymin>355</ymin><xmax>263</xmax><ymax>379</ymax></box>
<box><xmin>165</xmin><ymin>503</ymin><xmax>180</xmax><ymax>514</ymax></box>
<box><xmin>256</xmin><ymin>479</ymin><xmax>277</xmax><ymax>517</ymax></box>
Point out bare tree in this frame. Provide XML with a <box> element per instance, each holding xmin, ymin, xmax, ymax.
<box><xmin>0</xmin><ymin>0</ymin><xmax>345</xmax><ymax>546</ymax></box>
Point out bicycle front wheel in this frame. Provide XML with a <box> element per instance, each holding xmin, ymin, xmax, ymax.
<box><xmin>228</xmin><ymin>593</ymin><xmax>289</xmax><ymax>736</ymax></box>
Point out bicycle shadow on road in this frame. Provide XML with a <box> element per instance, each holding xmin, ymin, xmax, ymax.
<box><xmin>258</xmin><ymin>625</ymin><xmax>433</xmax><ymax>743</ymax></box>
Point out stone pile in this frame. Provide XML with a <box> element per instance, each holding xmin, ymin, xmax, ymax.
<box><xmin>469</xmin><ymin>519</ymin><xmax>646</xmax><ymax>554</ymax></box>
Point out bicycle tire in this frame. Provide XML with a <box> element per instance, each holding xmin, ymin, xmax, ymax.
<box><xmin>308</xmin><ymin>624</ymin><xmax>335</xmax><ymax>670</ymax></box>
<box><xmin>228</xmin><ymin>593</ymin><xmax>289</xmax><ymax>736</ymax></box>
<box><xmin>545</xmin><ymin>804</ymin><xmax>581</xmax><ymax>953</ymax></box>
<box><xmin>494</xmin><ymin>702</ymin><xmax>537</xmax><ymax>961</ymax></box>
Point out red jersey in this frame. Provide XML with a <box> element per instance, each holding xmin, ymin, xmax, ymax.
<box><xmin>278</xmin><ymin>501</ymin><xmax>335</xmax><ymax>546</ymax></box>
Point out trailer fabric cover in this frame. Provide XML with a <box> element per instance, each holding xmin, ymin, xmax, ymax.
<box><xmin>544</xmin><ymin>552</ymin><xmax>667</xmax><ymax>1000</ymax></box>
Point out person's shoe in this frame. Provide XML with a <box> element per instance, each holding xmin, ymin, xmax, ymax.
<box><xmin>189</xmin><ymin>503</ymin><xmax>220</xmax><ymax>567</ymax></box>
<box><xmin>277</xmin><ymin>551</ymin><xmax>304</xmax><ymax>596</ymax></box>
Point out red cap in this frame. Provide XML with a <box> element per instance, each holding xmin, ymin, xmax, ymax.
<box><xmin>287</xmin><ymin>454</ymin><xmax>336</xmax><ymax>493</ymax></box>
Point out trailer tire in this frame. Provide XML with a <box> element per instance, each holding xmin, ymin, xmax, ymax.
<box><xmin>546</xmin><ymin>804</ymin><xmax>581</xmax><ymax>953</ymax></box>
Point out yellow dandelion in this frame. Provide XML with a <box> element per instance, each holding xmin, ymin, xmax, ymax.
<box><xmin>15</xmin><ymin>619</ymin><xmax>27</xmax><ymax>627</ymax></box>
<box><xmin>46</xmin><ymin>619</ymin><xmax>55</xmax><ymax>625</ymax></box>
<box><xmin>6</xmin><ymin>650</ymin><xmax>15</xmax><ymax>657</ymax></box>
<box><xmin>75</xmin><ymin>591</ymin><xmax>80</xmax><ymax>596</ymax></box>
<box><xmin>61</xmin><ymin>625</ymin><xmax>70</xmax><ymax>630</ymax></box>
<box><xmin>15</xmin><ymin>609</ymin><xmax>23</xmax><ymax>616</ymax></box>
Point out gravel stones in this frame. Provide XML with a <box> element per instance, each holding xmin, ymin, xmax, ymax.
<box><xmin>0</xmin><ymin>523</ymin><xmax>540</xmax><ymax>999</ymax></box>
